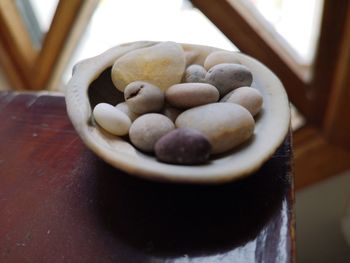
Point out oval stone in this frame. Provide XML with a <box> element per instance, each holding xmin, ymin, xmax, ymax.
<box><xmin>155</xmin><ymin>128</ymin><xmax>211</xmax><ymax>165</ymax></box>
<box><xmin>111</xmin><ymin>42</ymin><xmax>186</xmax><ymax>92</ymax></box>
<box><xmin>220</xmin><ymin>87</ymin><xmax>263</xmax><ymax>116</ymax></box>
<box><xmin>129</xmin><ymin>113</ymin><xmax>175</xmax><ymax>152</ymax></box>
<box><xmin>175</xmin><ymin>103</ymin><xmax>255</xmax><ymax>154</ymax></box>
<box><xmin>204</xmin><ymin>50</ymin><xmax>241</xmax><ymax>70</ymax></box>
<box><xmin>205</xmin><ymin>63</ymin><xmax>253</xmax><ymax>97</ymax></box>
<box><xmin>165</xmin><ymin>83</ymin><xmax>219</xmax><ymax>109</ymax></box>
<box><xmin>93</xmin><ymin>103</ymin><xmax>131</xmax><ymax>136</ymax></box>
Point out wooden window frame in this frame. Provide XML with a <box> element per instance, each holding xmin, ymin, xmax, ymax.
<box><xmin>0</xmin><ymin>0</ymin><xmax>98</xmax><ymax>91</ymax></box>
<box><xmin>191</xmin><ymin>0</ymin><xmax>350</xmax><ymax>189</ymax></box>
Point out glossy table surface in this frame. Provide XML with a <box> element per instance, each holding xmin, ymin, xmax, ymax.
<box><xmin>0</xmin><ymin>92</ymin><xmax>295</xmax><ymax>263</ymax></box>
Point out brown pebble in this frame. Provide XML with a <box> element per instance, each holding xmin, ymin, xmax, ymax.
<box><xmin>155</xmin><ymin>128</ymin><xmax>211</xmax><ymax>165</ymax></box>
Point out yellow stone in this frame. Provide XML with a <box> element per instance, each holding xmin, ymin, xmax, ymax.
<box><xmin>111</xmin><ymin>42</ymin><xmax>186</xmax><ymax>92</ymax></box>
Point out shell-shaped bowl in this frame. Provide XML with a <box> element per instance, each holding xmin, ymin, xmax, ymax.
<box><xmin>65</xmin><ymin>41</ymin><xmax>290</xmax><ymax>184</ymax></box>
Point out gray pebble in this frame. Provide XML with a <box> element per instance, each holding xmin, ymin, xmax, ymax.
<box><xmin>129</xmin><ymin>113</ymin><xmax>174</xmax><ymax>152</ymax></box>
<box><xmin>205</xmin><ymin>63</ymin><xmax>253</xmax><ymax>97</ymax></box>
<box><xmin>183</xmin><ymin>64</ymin><xmax>207</xmax><ymax>83</ymax></box>
<box><xmin>155</xmin><ymin>128</ymin><xmax>211</xmax><ymax>165</ymax></box>
<box><xmin>124</xmin><ymin>81</ymin><xmax>164</xmax><ymax>114</ymax></box>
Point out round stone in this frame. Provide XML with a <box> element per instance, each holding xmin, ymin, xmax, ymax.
<box><xmin>124</xmin><ymin>81</ymin><xmax>164</xmax><ymax>114</ymax></box>
<box><xmin>183</xmin><ymin>64</ymin><xmax>207</xmax><ymax>83</ymax></box>
<box><xmin>93</xmin><ymin>103</ymin><xmax>131</xmax><ymax>136</ymax></box>
<box><xmin>204</xmin><ymin>50</ymin><xmax>241</xmax><ymax>70</ymax></box>
<box><xmin>205</xmin><ymin>63</ymin><xmax>253</xmax><ymax>97</ymax></box>
<box><xmin>165</xmin><ymin>83</ymin><xmax>219</xmax><ymax>109</ymax></box>
<box><xmin>155</xmin><ymin>128</ymin><xmax>212</xmax><ymax>165</ymax></box>
<box><xmin>111</xmin><ymin>41</ymin><xmax>186</xmax><ymax>91</ymax></box>
<box><xmin>220</xmin><ymin>87</ymin><xmax>263</xmax><ymax>116</ymax></box>
<box><xmin>129</xmin><ymin>113</ymin><xmax>175</xmax><ymax>152</ymax></box>
<box><xmin>175</xmin><ymin>103</ymin><xmax>255</xmax><ymax>154</ymax></box>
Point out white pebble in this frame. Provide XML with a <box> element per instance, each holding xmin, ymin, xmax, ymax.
<box><xmin>93</xmin><ymin>103</ymin><xmax>131</xmax><ymax>136</ymax></box>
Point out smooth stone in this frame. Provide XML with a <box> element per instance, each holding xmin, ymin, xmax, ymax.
<box><xmin>176</xmin><ymin>103</ymin><xmax>255</xmax><ymax>154</ymax></box>
<box><xmin>155</xmin><ymin>128</ymin><xmax>211</xmax><ymax>165</ymax></box>
<box><xmin>111</xmin><ymin>42</ymin><xmax>186</xmax><ymax>92</ymax></box>
<box><xmin>220</xmin><ymin>87</ymin><xmax>263</xmax><ymax>116</ymax></box>
<box><xmin>183</xmin><ymin>64</ymin><xmax>207</xmax><ymax>83</ymax></box>
<box><xmin>165</xmin><ymin>83</ymin><xmax>219</xmax><ymax>109</ymax></box>
<box><xmin>115</xmin><ymin>102</ymin><xmax>139</xmax><ymax>121</ymax></box>
<box><xmin>129</xmin><ymin>113</ymin><xmax>175</xmax><ymax>152</ymax></box>
<box><xmin>124</xmin><ymin>81</ymin><xmax>164</xmax><ymax>114</ymax></box>
<box><xmin>161</xmin><ymin>104</ymin><xmax>182</xmax><ymax>123</ymax></box>
<box><xmin>205</xmin><ymin>63</ymin><xmax>253</xmax><ymax>97</ymax></box>
<box><xmin>93</xmin><ymin>103</ymin><xmax>131</xmax><ymax>136</ymax></box>
<box><xmin>204</xmin><ymin>50</ymin><xmax>241</xmax><ymax>70</ymax></box>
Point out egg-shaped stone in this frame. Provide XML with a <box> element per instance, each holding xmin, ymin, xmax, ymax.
<box><xmin>205</xmin><ymin>63</ymin><xmax>253</xmax><ymax>97</ymax></box>
<box><xmin>93</xmin><ymin>103</ymin><xmax>131</xmax><ymax>136</ymax></box>
<box><xmin>204</xmin><ymin>50</ymin><xmax>241</xmax><ymax>70</ymax></box>
<box><xmin>111</xmin><ymin>42</ymin><xmax>186</xmax><ymax>92</ymax></box>
<box><xmin>175</xmin><ymin>103</ymin><xmax>255</xmax><ymax>154</ymax></box>
<box><xmin>155</xmin><ymin>128</ymin><xmax>212</xmax><ymax>165</ymax></box>
<box><xmin>165</xmin><ymin>83</ymin><xmax>219</xmax><ymax>109</ymax></box>
<box><xmin>129</xmin><ymin>113</ymin><xmax>175</xmax><ymax>152</ymax></box>
<box><xmin>220</xmin><ymin>87</ymin><xmax>263</xmax><ymax>116</ymax></box>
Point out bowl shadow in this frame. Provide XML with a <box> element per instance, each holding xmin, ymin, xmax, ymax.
<box><xmin>93</xmin><ymin>142</ymin><xmax>290</xmax><ymax>257</ymax></box>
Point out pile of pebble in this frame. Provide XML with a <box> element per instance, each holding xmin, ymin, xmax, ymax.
<box><xmin>93</xmin><ymin>42</ymin><xmax>263</xmax><ymax>165</ymax></box>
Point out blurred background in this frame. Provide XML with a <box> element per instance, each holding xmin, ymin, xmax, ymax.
<box><xmin>0</xmin><ymin>0</ymin><xmax>349</xmax><ymax>262</ymax></box>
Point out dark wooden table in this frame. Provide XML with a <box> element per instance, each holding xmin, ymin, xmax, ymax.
<box><xmin>0</xmin><ymin>92</ymin><xmax>295</xmax><ymax>263</ymax></box>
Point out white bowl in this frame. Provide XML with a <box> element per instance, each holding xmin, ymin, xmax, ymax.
<box><xmin>65</xmin><ymin>41</ymin><xmax>290</xmax><ymax>184</ymax></box>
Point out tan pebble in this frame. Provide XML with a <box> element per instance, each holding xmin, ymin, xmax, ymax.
<box><xmin>166</xmin><ymin>83</ymin><xmax>219</xmax><ymax>109</ymax></box>
<box><xmin>205</xmin><ymin>63</ymin><xmax>253</xmax><ymax>97</ymax></box>
<box><xmin>176</xmin><ymin>103</ymin><xmax>254</xmax><ymax>154</ymax></box>
<box><xmin>204</xmin><ymin>50</ymin><xmax>241</xmax><ymax>70</ymax></box>
<box><xmin>124</xmin><ymin>81</ymin><xmax>164</xmax><ymax>114</ymax></box>
<box><xmin>220</xmin><ymin>87</ymin><xmax>263</xmax><ymax>116</ymax></box>
<box><xmin>93</xmin><ymin>103</ymin><xmax>131</xmax><ymax>136</ymax></box>
<box><xmin>129</xmin><ymin>114</ymin><xmax>175</xmax><ymax>152</ymax></box>
<box><xmin>183</xmin><ymin>64</ymin><xmax>207</xmax><ymax>83</ymax></box>
<box><xmin>111</xmin><ymin>42</ymin><xmax>186</xmax><ymax>92</ymax></box>
<box><xmin>115</xmin><ymin>102</ymin><xmax>139</xmax><ymax>121</ymax></box>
